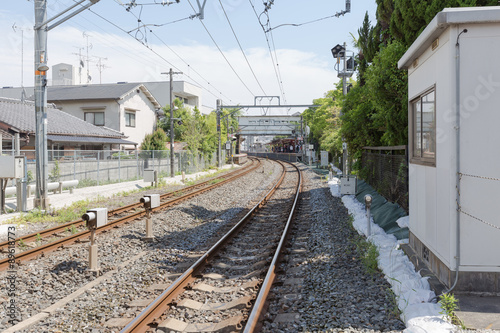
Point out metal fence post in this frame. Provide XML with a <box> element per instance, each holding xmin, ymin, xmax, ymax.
<box><xmin>118</xmin><ymin>151</ymin><xmax>121</xmax><ymax>183</ymax></box>
<box><xmin>136</xmin><ymin>150</ymin><xmax>139</xmax><ymax>180</ymax></box>
<box><xmin>73</xmin><ymin>150</ymin><xmax>76</xmax><ymax>180</ymax></box>
<box><xmin>97</xmin><ymin>151</ymin><xmax>100</xmax><ymax>186</ymax></box>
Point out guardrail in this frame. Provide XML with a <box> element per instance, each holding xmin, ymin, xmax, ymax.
<box><xmin>5</xmin><ymin>180</ymin><xmax>79</xmax><ymax>197</ymax></box>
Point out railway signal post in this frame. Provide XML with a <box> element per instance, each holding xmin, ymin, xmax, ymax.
<box><xmin>82</xmin><ymin>208</ymin><xmax>108</xmax><ymax>272</ymax></box>
<box><xmin>140</xmin><ymin>194</ymin><xmax>160</xmax><ymax>242</ymax></box>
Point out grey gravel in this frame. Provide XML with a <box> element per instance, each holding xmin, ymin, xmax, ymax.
<box><xmin>0</xmin><ymin>160</ymin><xmax>281</xmax><ymax>332</ymax></box>
<box><xmin>261</xmin><ymin>165</ymin><xmax>405</xmax><ymax>333</ymax></box>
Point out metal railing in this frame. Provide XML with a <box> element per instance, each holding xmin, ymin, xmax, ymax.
<box><xmin>1</xmin><ymin>149</ymin><xmax>224</xmax><ymax>188</ymax></box>
<box><xmin>359</xmin><ymin>146</ymin><xmax>408</xmax><ymax>212</ymax></box>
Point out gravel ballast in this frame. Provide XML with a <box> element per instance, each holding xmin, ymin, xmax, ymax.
<box><xmin>1</xmin><ymin>161</ymin><xmax>407</xmax><ymax>332</ymax></box>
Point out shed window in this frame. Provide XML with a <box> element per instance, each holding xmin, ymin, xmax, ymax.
<box><xmin>411</xmin><ymin>88</ymin><xmax>436</xmax><ymax>166</ymax></box>
<box><xmin>125</xmin><ymin>111</ymin><xmax>136</xmax><ymax>127</ymax></box>
<box><xmin>84</xmin><ymin>112</ymin><xmax>105</xmax><ymax>126</ymax></box>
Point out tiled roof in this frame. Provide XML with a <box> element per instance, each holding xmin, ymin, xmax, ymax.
<box><xmin>46</xmin><ymin>83</ymin><xmax>160</xmax><ymax>108</ymax></box>
<box><xmin>47</xmin><ymin>135</ymin><xmax>136</xmax><ymax>145</ymax></box>
<box><xmin>47</xmin><ymin>83</ymin><xmax>142</xmax><ymax>101</ymax></box>
<box><xmin>0</xmin><ymin>98</ymin><xmax>125</xmax><ymax>138</ymax></box>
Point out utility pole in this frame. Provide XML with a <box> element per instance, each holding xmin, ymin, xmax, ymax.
<box><xmin>342</xmin><ymin>41</ymin><xmax>349</xmax><ymax>175</ymax></box>
<box><xmin>216</xmin><ymin>99</ymin><xmax>222</xmax><ymax>168</ymax></box>
<box><xmin>34</xmin><ymin>0</ymin><xmax>101</xmax><ymax>210</ymax></box>
<box><xmin>162</xmin><ymin>68</ymin><xmax>182</xmax><ymax>177</ymax></box>
<box><xmin>34</xmin><ymin>0</ymin><xmax>49</xmax><ymax>210</ymax></box>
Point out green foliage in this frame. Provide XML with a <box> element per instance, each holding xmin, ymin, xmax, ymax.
<box><xmin>27</xmin><ymin>170</ymin><xmax>34</xmax><ymax>184</ymax></box>
<box><xmin>49</xmin><ymin>160</ymin><xmax>61</xmax><ymax>182</ymax></box>
<box><xmin>354</xmin><ymin>237</ymin><xmax>380</xmax><ymax>276</ymax></box>
<box><xmin>390</xmin><ymin>0</ymin><xmax>495</xmax><ymax>47</ymax></box>
<box><xmin>340</xmin><ymin>84</ymin><xmax>382</xmax><ymax>158</ymax></box>
<box><xmin>439</xmin><ymin>293</ymin><xmax>466</xmax><ymax>328</ymax></box>
<box><xmin>365</xmin><ymin>40</ymin><xmax>408</xmax><ymax>146</ymax></box>
<box><xmin>140</xmin><ymin>128</ymin><xmax>168</xmax><ymax>151</ymax></box>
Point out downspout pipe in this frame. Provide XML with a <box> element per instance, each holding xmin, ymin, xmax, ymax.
<box><xmin>444</xmin><ymin>27</ymin><xmax>468</xmax><ymax>295</ymax></box>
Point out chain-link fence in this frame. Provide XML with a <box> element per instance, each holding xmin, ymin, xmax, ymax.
<box><xmin>359</xmin><ymin>146</ymin><xmax>409</xmax><ymax>213</ymax></box>
<box><xmin>3</xmin><ymin>149</ymin><xmax>224</xmax><ymax>188</ymax></box>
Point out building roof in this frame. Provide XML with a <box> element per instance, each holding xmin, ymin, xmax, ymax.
<box><xmin>47</xmin><ymin>135</ymin><xmax>136</xmax><ymax>145</ymax></box>
<box><xmin>0</xmin><ymin>128</ymin><xmax>13</xmax><ymax>140</ymax></box>
<box><xmin>399</xmin><ymin>7</ymin><xmax>500</xmax><ymax>69</ymax></box>
<box><xmin>46</xmin><ymin>83</ymin><xmax>161</xmax><ymax>108</ymax></box>
<box><xmin>0</xmin><ymin>97</ymin><xmax>126</xmax><ymax>139</ymax></box>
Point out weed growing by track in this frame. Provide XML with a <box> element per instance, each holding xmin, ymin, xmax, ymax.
<box><xmin>440</xmin><ymin>293</ymin><xmax>466</xmax><ymax>328</ymax></box>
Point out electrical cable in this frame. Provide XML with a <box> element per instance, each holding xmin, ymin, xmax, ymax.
<box><xmin>218</xmin><ymin>0</ymin><xmax>267</xmax><ymax>96</ymax></box>
<box><xmin>248</xmin><ymin>0</ymin><xmax>287</xmax><ymax>104</ymax></box>
<box><xmin>186</xmin><ymin>0</ymin><xmax>256</xmax><ymax>98</ymax></box>
<box><xmin>83</xmin><ymin>5</ymin><xmax>233</xmax><ymax>103</ymax></box>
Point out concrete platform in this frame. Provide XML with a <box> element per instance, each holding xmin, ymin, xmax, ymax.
<box><xmin>456</xmin><ymin>295</ymin><xmax>500</xmax><ymax>331</ymax></box>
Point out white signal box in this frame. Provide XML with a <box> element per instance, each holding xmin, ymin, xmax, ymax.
<box><xmin>340</xmin><ymin>176</ymin><xmax>357</xmax><ymax>195</ymax></box>
<box><xmin>144</xmin><ymin>169</ymin><xmax>157</xmax><ymax>183</ymax></box>
<box><xmin>0</xmin><ymin>156</ymin><xmax>24</xmax><ymax>179</ymax></box>
<box><xmin>142</xmin><ymin>194</ymin><xmax>160</xmax><ymax>209</ymax></box>
<box><xmin>83</xmin><ymin>208</ymin><xmax>108</xmax><ymax>229</ymax></box>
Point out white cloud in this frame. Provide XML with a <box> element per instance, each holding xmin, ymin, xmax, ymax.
<box><xmin>1</xmin><ymin>23</ymin><xmax>339</xmax><ymax>111</ymax></box>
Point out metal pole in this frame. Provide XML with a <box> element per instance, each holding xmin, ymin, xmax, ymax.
<box><xmin>169</xmin><ymin>68</ymin><xmax>175</xmax><ymax>177</ymax></box>
<box><xmin>97</xmin><ymin>151</ymin><xmax>100</xmax><ymax>186</ymax></box>
<box><xmin>73</xmin><ymin>150</ymin><xmax>76</xmax><ymax>180</ymax></box>
<box><xmin>216</xmin><ymin>99</ymin><xmax>222</xmax><ymax>168</ymax></box>
<box><xmin>161</xmin><ymin>68</ymin><xmax>182</xmax><ymax>177</ymax></box>
<box><xmin>34</xmin><ymin>0</ymin><xmax>49</xmax><ymax>210</ymax></box>
<box><xmin>300</xmin><ymin>115</ymin><xmax>304</xmax><ymax>162</ymax></box>
<box><xmin>342</xmin><ymin>41</ymin><xmax>349</xmax><ymax>176</ymax></box>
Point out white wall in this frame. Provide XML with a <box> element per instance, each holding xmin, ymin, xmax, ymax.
<box><xmin>455</xmin><ymin>23</ymin><xmax>500</xmax><ymax>271</ymax></box>
<box><xmin>119</xmin><ymin>91</ymin><xmax>157</xmax><ymax>149</ymax></box>
<box><xmin>409</xmin><ymin>23</ymin><xmax>500</xmax><ymax>272</ymax></box>
<box><xmin>56</xmin><ymin>100</ymin><xmax>120</xmax><ymax>132</ymax></box>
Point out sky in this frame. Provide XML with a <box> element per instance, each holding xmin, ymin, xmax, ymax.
<box><xmin>0</xmin><ymin>0</ymin><xmax>378</xmax><ymax>113</ymax></box>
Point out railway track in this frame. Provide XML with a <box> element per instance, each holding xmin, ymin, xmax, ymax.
<box><xmin>0</xmin><ymin>158</ymin><xmax>261</xmax><ymax>271</ymax></box>
<box><xmin>120</xmin><ymin>160</ymin><xmax>302</xmax><ymax>333</ymax></box>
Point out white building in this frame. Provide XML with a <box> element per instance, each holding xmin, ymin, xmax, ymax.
<box><xmin>398</xmin><ymin>7</ymin><xmax>500</xmax><ymax>293</ymax></box>
<box><xmin>47</xmin><ymin>83</ymin><xmax>160</xmax><ymax>150</ymax></box>
<box><xmin>52</xmin><ymin>63</ymin><xmax>76</xmax><ymax>86</ymax></box>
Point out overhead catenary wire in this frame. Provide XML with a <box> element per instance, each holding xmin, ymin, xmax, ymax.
<box><xmin>218</xmin><ymin>0</ymin><xmax>267</xmax><ymax>96</ymax></box>
<box><xmin>248</xmin><ymin>0</ymin><xmax>287</xmax><ymax>105</ymax></box>
<box><xmin>186</xmin><ymin>0</ymin><xmax>256</xmax><ymax>98</ymax></box>
<box><xmin>76</xmin><ymin>2</ymin><xmax>234</xmax><ymax>104</ymax></box>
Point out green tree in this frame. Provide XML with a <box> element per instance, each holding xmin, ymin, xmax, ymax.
<box><xmin>140</xmin><ymin>128</ymin><xmax>168</xmax><ymax>151</ymax></box>
<box><xmin>365</xmin><ymin>40</ymin><xmax>408</xmax><ymax>145</ymax></box>
<box><xmin>354</xmin><ymin>12</ymin><xmax>381</xmax><ymax>86</ymax></box>
<box><xmin>340</xmin><ymin>83</ymin><xmax>382</xmax><ymax>159</ymax></box>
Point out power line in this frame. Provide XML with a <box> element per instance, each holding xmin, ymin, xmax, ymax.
<box><xmin>218</xmin><ymin>0</ymin><xmax>267</xmax><ymax>96</ymax></box>
<box><xmin>267</xmin><ymin>23</ymin><xmax>287</xmax><ymax>104</ymax></box>
<box><xmin>248</xmin><ymin>0</ymin><xmax>287</xmax><ymax>104</ymax></box>
<box><xmin>79</xmin><ymin>3</ymin><xmax>234</xmax><ymax>104</ymax></box>
<box><xmin>186</xmin><ymin>0</ymin><xmax>256</xmax><ymax>98</ymax></box>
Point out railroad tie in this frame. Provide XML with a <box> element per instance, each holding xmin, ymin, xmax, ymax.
<box><xmin>157</xmin><ymin>315</ymin><xmax>244</xmax><ymax>332</ymax></box>
<box><xmin>176</xmin><ymin>295</ymin><xmax>253</xmax><ymax>311</ymax></box>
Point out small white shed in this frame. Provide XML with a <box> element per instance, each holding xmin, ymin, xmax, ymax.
<box><xmin>398</xmin><ymin>7</ymin><xmax>500</xmax><ymax>293</ymax></box>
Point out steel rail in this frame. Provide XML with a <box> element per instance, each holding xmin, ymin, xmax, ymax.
<box><xmin>0</xmin><ymin>158</ymin><xmax>261</xmax><ymax>271</ymax></box>
<box><xmin>120</xmin><ymin>160</ymin><xmax>288</xmax><ymax>333</ymax></box>
<box><xmin>0</xmin><ymin>158</ymin><xmax>259</xmax><ymax>252</ymax></box>
<box><xmin>243</xmin><ymin>162</ymin><xmax>302</xmax><ymax>332</ymax></box>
